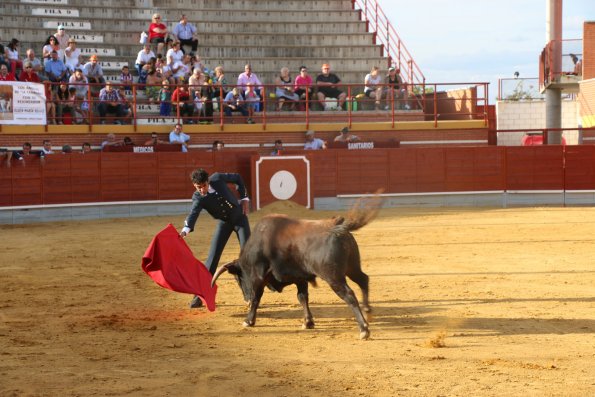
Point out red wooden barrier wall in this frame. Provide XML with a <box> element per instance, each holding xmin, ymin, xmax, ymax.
<box><xmin>2</xmin><ymin>146</ymin><xmax>594</xmax><ymax>208</ymax></box>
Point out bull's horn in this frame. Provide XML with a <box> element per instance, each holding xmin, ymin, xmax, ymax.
<box><xmin>211</xmin><ymin>262</ymin><xmax>234</xmax><ymax>287</ymax></box>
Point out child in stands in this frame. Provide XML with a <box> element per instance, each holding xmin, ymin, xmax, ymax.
<box><xmin>119</xmin><ymin>65</ymin><xmax>133</xmax><ymax>91</ymax></box>
<box><xmin>159</xmin><ymin>80</ymin><xmax>172</xmax><ymax>116</ymax></box>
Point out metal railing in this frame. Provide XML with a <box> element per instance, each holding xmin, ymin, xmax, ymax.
<box><xmin>41</xmin><ymin>81</ymin><xmax>489</xmax><ymax>130</ymax></box>
<box><xmin>539</xmin><ymin>38</ymin><xmax>583</xmax><ymax>89</ymax></box>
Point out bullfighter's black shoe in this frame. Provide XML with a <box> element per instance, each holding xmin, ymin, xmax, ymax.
<box><xmin>189</xmin><ymin>295</ymin><xmax>203</xmax><ymax>308</ymax></box>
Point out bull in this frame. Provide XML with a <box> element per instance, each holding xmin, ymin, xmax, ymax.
<box><xmin>211</xmin><ymin>197</ymin><xmax>381</xmax><ymax>339</ymax></box>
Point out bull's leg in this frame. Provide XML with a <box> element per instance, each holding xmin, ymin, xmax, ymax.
<box><xmin>347</xmin><ymin>270</ymin><xmax>370</xmax><ymax>313</ymax></box>
<box><xmin>243</xmin><ymin>283</ymin><xmax>265</xmax><ymax>327</ymax></box>
<box><xmin>296</xmin><ymin>281</ymin><xmax>314</xmax><ymax>329</ymax></box>
<box><xmin>329</xmin><ymin>281</ymin><xmax>370</xmax><ymax>340</ymax></box>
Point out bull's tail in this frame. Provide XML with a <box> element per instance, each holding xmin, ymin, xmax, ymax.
<box><xmin>331</xmin><ymin>190</ymin><xmax>384</xmax><ymax>234</ymax></box>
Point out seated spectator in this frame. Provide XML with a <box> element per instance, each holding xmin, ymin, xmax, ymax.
<box><xmin>145</xmin><ymin>68</ymin><xmax>161</xmax><ymax>103</ymax></box>
<box><xmin>188</xmin><ymin>67</ymin><xmax>204</xmax><ymax>99</ymax></box>
<box><xmin>68</xmin><ymin>68</ymin><xmax>89</xmax><ymax>101</ymax></box>
<box><xmin>18</xmin><ymin>62</ymin><xmax>40</xmax><ymax>83</ymax></box>
<box><xmin>42</xmin><ymin>36</ymin><xmax>61</xmax><ymax>65</ymax></box>
<box><xmin>81</xmin><ymin>142</ymin><xmax>92</xmax><ymax>153</ymax></box>
<box><xmin>270</xmin><ymin>139</ymin><xmax>283</xmax><ymax>156</ymax></box>
<box><xmin>316</xmin><ymin>63</ymin><xmax>346</xmax><ymax>110</ymax></box>
<box><xmin>43</xmin><ymin>81</ymin><xmax>56</xmax><ymax>124</ymax></box>
<box><xmin>364</xmin><ymin>66</ymin><xmax>383</xmax><ymax>110</ymax></box>
<box><xmin>244</xmin><ymin>82</ymin><xmax>259</xmax><ymax>124</ymax></box>
<box><xmin>101</xmin><ymin>133</ymin><xmax>123</xmax><ymax>149</ymax></box>
<box><xmin>0</xmin><ymin>64</ymin><xmax>16</xmax><ymax>81</ymax></box>
<box><xmin>169</xmin><ymin>123</ymin><xmax>190</xmax><ymax>152</ymax></box>
<box><xmin>12</xmin><ymin>142</ymin><xmax>39</xmax><ymax>162</ymax></box>
<box><xmin>304</xmin><ymin>130</ymin><xmax>327</xmax><ymax>150</ymax></box>
<box><xmin>173</xmin><ymin>15</ymin><xmax>198</xmax><ymax>53</ymax></box>
<box><xmin>385</xmin><ymin>66</ymin><xmax>408</xmax><ymax>110</ymax></box>
<box><xmin>118</xmin><ymin>89</ymin><xmax>133</xmax><ymax>124</ymax></box>
<box><xmin>223</xmin><ymin>87</ymin><xmax>248</xmax><ymax>118</ymax></box>
<box><xmin>54</xmin><ymin>25</ymin><xmax>70</xmax><ymax>51</ymax></box>
<box><xmin>211</xmin><ymin>140</ymin><xmax>224</xmax><ymax>151</ymax></box>
<box><xmin>41</xmin><ymin>139</ymin><xmax>54</xmax><ymax>155</ymax></box>
<box><xmin>159</xmin><ymin>80</ymin><xmax>172</xmax><ymax>116</ymax></box>
<box><xmin>172</xmin><ymin>53</ymin><xmax>192</xmax><ymax>84</ymax></box>
<box><xmin>45</xmin><ymin>50</ymin><xmax>68</xmax><ymax>84</ymax></box>
<box><xmin>294</xmin><ymin>65</ymin><xmax>313</xmax><ymax>110</ymax></box>
<box><xmin>5</xmin><ymin>38</ymin><xmax>23</xmax><ymax>76</ymax></box>
<box><xmin>275</xmin><ymin>67</ymin><xmax>299</xmax><ymax>111</ymax></box>
<box><xmin>135</xmin><ymin>44</ymin><xmax>155</xmax><ymax>80</ymax></box>
<box><xmin>63</xmin><ymin>38</ymin><xmax>81</xmax><ymax>73</ymax></box>
<box><xmin>212</xmin><ymin>65</ymin><xmax>229</xmax><ymax>100</ymax></box>
<box><xmin>237</xmin><ymin>63</ymin><xmax>263</xmax><ymax>110</ymax></box>
<box><xmin>98</xmin><ymin>81</ymin><xmax>125</xmax><ymax>124</ymax></box>
<box><xmin>570</xmin><ymin>54</ymin><xmax>582</xmax><ymax>76</ymax></box>
<box><xmin>23</xmin><ymin>49</ymin><xmax>44</xmax><ymax>77</ymax></box>
<box><xmin>82</xmin><ymin>54</ymin><xmax>105</xmax><ymax>87</ymax></box>
<box><xmin>144</xmin><ymin>132</ymin><xmax>168</xmax><ymax>146</ymax></box>
<box><xmin>172</xmin><ymin>84</ymin><xmax>194</xmax><ymax>123</ymax></box>
<box><xmin>61</xmin><ymin>144</ymin><xmax>72</xmax><ymax>154</ymax></box>
<box><xmin>166</xmin><ymin>41</ymin><xmax>184</xmax><ymax>66</ymax></box>
<box><xmin>123</xmin><ymin>137</ymin><xmax>134</xmax><ymax>146</ymax></box>
<box><xmin>120</xmin><ymin>65</ymin><xmax>133</xmax><ymax>91</ymax></box>
<box><xmin>55</xmin><ymin>83</ymin><xmax>71</xmax><ymax>124</ymax></box>
<box><xmin>334</xmin><ymin>126</ymin><xmax>359</xmax><ymax>143</ymax></box>
<box><xmin>148</xmin><ymin>13</ymin><xmax>167</xmax><ymax>55</ymax></box>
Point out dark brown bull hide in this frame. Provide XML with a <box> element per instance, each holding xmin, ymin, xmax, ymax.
<box><xmin>212</xmin><ymin>197</ymin><xmax>381</xmax><ymax>339</ymax></box>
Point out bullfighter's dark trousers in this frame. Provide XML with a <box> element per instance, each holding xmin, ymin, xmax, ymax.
<box><xmin>205</xmin><ymin>215</ymin><xmax>251</xmax><ymax>275</ymax></box>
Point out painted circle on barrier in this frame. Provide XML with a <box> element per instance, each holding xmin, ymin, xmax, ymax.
<box><xmin>269</xmin><ymin>170</ymin><xmax>297</xmax><ymax>200</ymax></box>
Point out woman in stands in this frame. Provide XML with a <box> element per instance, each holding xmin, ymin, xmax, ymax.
<box><xmin>55</xmin><ymin>83</ymin><xmax>71</xmax><ymax>125</ymax></box>
<box><xmin>148</xmin><ymin>14</ymin><xmax>168</xmax><ymax>56</ymax></box>
<box><xmin>212</xmin><ymin>65</ymin><xmax>229</xmax><ymax>101</ymax></box>
<box><xmin>42</xmin><ymin>36</ymin><xmax>61</xmax><ymax>65</ymax></box>
<box><xmin>275</xmin><ymin>67</ymin><xmax>300</xmax><ymax>111</ymax></box>
<box><xmin>364</xmin><ymin>66</ymin><xmax>383</xmax><ymax>110</ymax></box>
<box><xmin>5</xmin><ymin>38</ymin><xmax>23</xmax><ymax>76</ymax></box>
<box><xmin>19</xmin><ymin>62</ymin><xmax>40</xmax><ymax>83</ymax></box>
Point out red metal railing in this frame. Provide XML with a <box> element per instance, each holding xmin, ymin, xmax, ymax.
<box><xmin>42</xmin><ymin>81</ymin><xmax>489</xmax><ymax>129</ymax></box>
<box><xmin>539</xmin><ymin>38</ymin><xmax>583</xmax><ymax>90</ymax></box>
<box><xmin>352</xmin><ymin>0</ymin><xmax>425</xmax><ymax>90</ymax></box>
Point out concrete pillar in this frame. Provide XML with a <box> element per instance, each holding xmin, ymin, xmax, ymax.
<box><xmin>545</xmin><ymin>0</ymin><xmax>563</xmax><ymax>143</ymax></box>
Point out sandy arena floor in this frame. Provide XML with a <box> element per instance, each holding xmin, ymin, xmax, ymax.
<box><xmin>1</xmin><ymin>203</ymin><xmax>594</xmax><ymax>396</ymax></box>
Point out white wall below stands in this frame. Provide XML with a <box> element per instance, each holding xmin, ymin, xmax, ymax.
<box><xmin>496</xmin><ymin>100</ymin><xmax>579</xmax><ymax>146</ymax></box>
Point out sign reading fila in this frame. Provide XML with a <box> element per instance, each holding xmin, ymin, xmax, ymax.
<box><xmin>44</xmin><ymin>21</ymin><xmax>92</xmax><ymax>30</ymax></box>
<box><xmin>71</xmin><ymin>34</ymin><xmax>104</xmax><ymax>44</ymax></box>
<box><xmin>81</xmin><ymin>48</ymin><xmax>116</xmax><ymax>56</ymax></box>
<box><xmin>32</xmin><ymin>8</ymin><xmax>80</xmax><ymax>17</ymax></box>
<box><xmin>22</xmin><ymin>0</ymin><xmax>68</xmax><ymax>5</ymax></box>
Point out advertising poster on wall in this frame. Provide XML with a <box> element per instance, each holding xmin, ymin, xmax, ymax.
<box><xmin>0</xmin><ymin>82</ymin><xmax>47</xmax><ymax>125</ymax></box>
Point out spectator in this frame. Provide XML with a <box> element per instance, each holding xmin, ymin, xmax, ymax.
<box><xmin>304</xmin><ymin>130</ymin><xmax>327</xmax><ymax>150</ymax></box>
<box><xmin>45</xmin><ymin>50</ymin><xmax>68</xmax><ymax>84</ymax></box>
<box><xmin>5</xmin><ymin>38</ymin><xmax>23</xmax><ymax>76</ymax></box>
<box><xmin>68</xmin><ymin>68</ymin><xmax>89</xmax><ymax>101</ymax></box>
<box><xmin>101</xmin><ymin>133</ymin><xmax>123</xmax><ymax>149</ymax></box>
<box><xmin>12</xmin><ymin>142</ymin><xmax>36</xmax><ymax>162</ymax></box>
<box><xmin>0</xmin><ymin>64</ymin><xmax>16</xmax><ymax>81</ymax></box>
<box><xmin>0</xmin><ymin>41</ymin><xmax>5</xmax><ymax>70</ymax></box>
<box><xmin>144</xmin><ymin>132</ymin><xmax>168</xmax><ymax>146</ymax></box>
<box><xmin>270</xmin><ymin>139</ymin><xmax>283</xmax><ymax>156</ymax></box>
<box><xmin>364</xmin><ymin>66</ymin><xmax>383</xmax><ymax>110</ymax></box>
<box><xmin>123</xmin><ymin>136</ymin><xmax>134</xmax><ymax>146</ymax></box>
<box><xmin>212</xmin><ymin>65</ymin><xmax>228</xmax><ymax>100</ymax></box>
<box><xmin>334</xmin><ymin>126</ymin><xmax>359</xmax><ymax>143</ymax></box>
<box><xmin>275</xmin><ymin>67</ymin><xmax>299</xmax><ymax>111</ymax></box>
<box><xmin>41</xmin><ymin>139</ymin><xmax>54</xmax><ymax>155</ymax></box>
<box><xmin>145</xmin><ymin>68</ymin><xmax>161</xmax><ymax>103</ymax></box>
<box><xmin>43</xmin><ymin>81</ymin><xmax>56</xmax><ymax>124</ymax></box>
<box><xmin>54</xmin><ymin>25</ymin><xmax>70</xmax><ymax>51</ymax></box>
<box><xmin>23</xmin><ymin>49</ymin><xmax>43</xmax><ymax>76</ymax></box>
<box><xmin>70</xmin><ymin>86</ymin><xmax>88</xmax><ymax>124</ymax></box>
<box><xmin>211</xmin><ymin>140</ymin><xmax>224</xmax><ymax>151</ymax></box>
<box><xmin>188</xmin><ymin>67</ymin><xmax>204</xmax><ymax>99</ymax></box>
<box><xmin>82</xmin><ymin>54</ymin><xmax>105</xmax><ymax>86</ymax></box>
<box><xmin>98</xmin><ymin>81</ymin><xmax>125</xmax><ymax>124</ymax></box>
<box><xmin>135</xmin><ymin>44</ymin><xmax>155</xmax><ymax>78</ymax></box>
<box><xmin>244</xmin><ymin>82</ymin><xmax>259</xmax><ymax>124</ymax></box>
<box><xmin>316</xmin><ymin>63</ymin><xmax>346</xmax><ymax>110</ymax></box>
<box><xmin>42</xmin><ymin>36</ymin><xmax>61</xmax><ymax>65</ymax></box>
<box><xmin>172</xmin><ymin>53</ymin><xmax>192</xmax><ymax>84</ymax></box>
<box><xmin>55</xmin><ymin>83</ymin><xmax>71</xmax><ymax>124</ymax></box>
<box><xmin>61</xmin><ymin>144</ymin><xmax>72</xmax><ymax>154</ymax></box>
<box><xmin>169</xmin><ymin>123</ymin><xmax>190</xmax><ymax>152</ymax></box>
<box><xmin>81</xmin><ymin>142</ymin><xmax>92</xmax><ymax>153</ymax></box>
<box><xmin>19</xmin><ymin>62</ymin><xmax>40</xmax><ymax>83</ymax></box>
<box><xmin>148</xmin><ymin>13</ymin><xmax>167</xmax><ymax>55</ymax></box>
<box><xmin>237</xmin><ymin>63</ymin><xmax>263</xmax><ymax>110</ymax></box>
<box><xmin>294</xmin><ymin>65</ymin><xmax>313</xmax><ymax>110</ymax></box>
<box><xmin>172</xmin><ymin>83</ymin><xmax>194</xmax><ymax>123</ymax></box>
<box><xmin>118</xmin><ymin>88</ymin><xmax>133</xmax><ymax>124</ymax></box>
<box><xmin>173</xmin><ymin>14</ymin><xmax>198</xmax><ymax>53</ymax></box>
<box><xmin>63</xmin><ymin>38</ymin><xmax>81</xmax><ymax>73</ymax></box>
<box><xmin>166</xmin><ymin>41</ymin><xmax>184</xmax><ymax>66</ymax></box>
<box><xmin>385</xmin><ymin>66</ymin><xmax>408</xmax><ymax>110</ymax></box>
<box><xmin>158</xmin><ymin>80</ymin><xmax>172</xmax><ymax>116</ymax></box>
<box><xmin>120</xmin><ymin>65</ymin><xmax>133</xmax><ymax>91</ymax></box>
<box><xmin>223</xmin><ymin>87</ymin><xmax>248</xmax><ymax>118</ymax></box>
<box><xmin>570</xmin><ymin>54</ymin><xmax>582</xmax><ymax>76</ymax></box>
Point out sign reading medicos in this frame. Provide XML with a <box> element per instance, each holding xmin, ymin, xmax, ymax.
<box><xmin>0</xmin><ymin>82</ymin><xmax>47</xmax><ymax>125</ymax></box>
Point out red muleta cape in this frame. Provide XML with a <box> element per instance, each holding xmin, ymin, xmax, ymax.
<box><xmin>141</xmin><ymin>224</ymin><xmax>217</xmax><ymax>311</ymax></box>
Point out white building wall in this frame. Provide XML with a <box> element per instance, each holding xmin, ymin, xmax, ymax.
<box><xmin>496</xmin><ymin>100</ymin><xmax>579</xmax><ymax>145</ymax></box>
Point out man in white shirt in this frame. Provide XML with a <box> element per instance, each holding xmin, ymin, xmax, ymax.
<box><xmin>172</xmin><ymin>15</ymin><xmax>198</xmax><ymax>54</ymax></box>
<box><xmin>169</xmin><ymin>123</ymin><xmax>190</xmax><ymax>152</ymax></box>
<box><xmin>135</xmin><ymin>44</ymin><xmax>155</xmax><ymax>77</ymax></box>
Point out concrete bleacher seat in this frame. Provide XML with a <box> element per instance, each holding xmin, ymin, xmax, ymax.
<box><xmin>2</xmin><ymin>0</ymin><xmax>389</xmax><ymax>90</ymax></box>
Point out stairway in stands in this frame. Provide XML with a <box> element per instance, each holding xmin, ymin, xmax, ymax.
<box><xmin>2</xmin><ymin>0</ymin><xmax>389</xmax><ymax>85</ymax></box>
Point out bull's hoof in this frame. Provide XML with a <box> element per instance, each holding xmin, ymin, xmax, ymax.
<box><xmin>359</xmin><ymin>329</ymin><xmax>370</xmax><ymax>340</ymax></box>
<box><xmin>242</xmin><ymin>320</ymin><xmax>255</xmax><ymax>327</ymax></box>
<box><xmin>302</xmin><ymin>320</ymin><xmax>315</xmax><ymax>330</ymax></box>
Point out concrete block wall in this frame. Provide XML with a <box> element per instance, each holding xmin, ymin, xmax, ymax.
<box><xmin>495</xmin><ymin>100</ymin><xmax>579</xmax><ymax>146</ymax></box>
